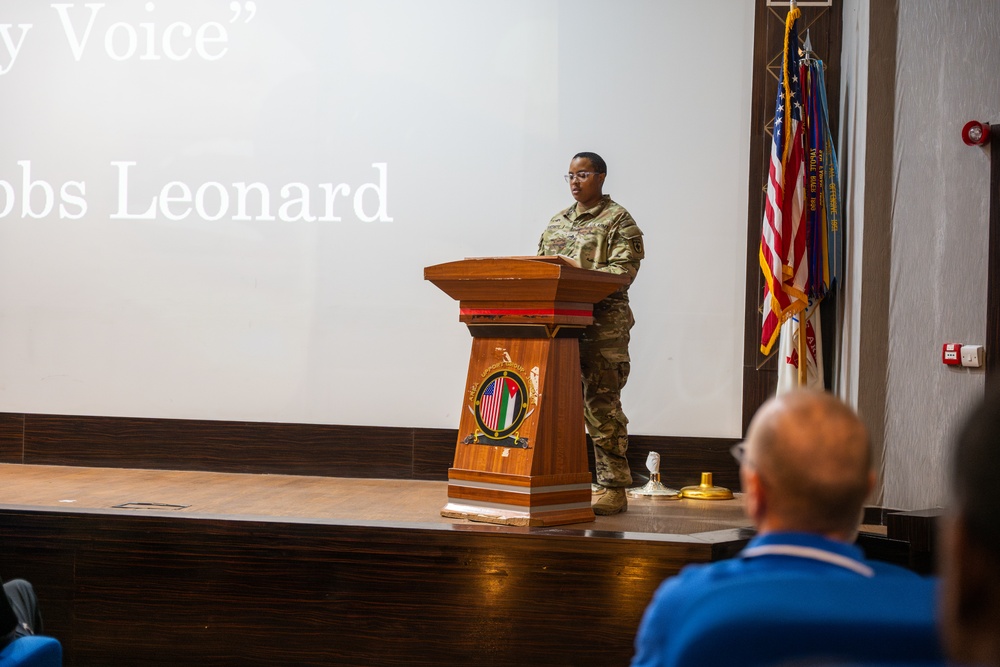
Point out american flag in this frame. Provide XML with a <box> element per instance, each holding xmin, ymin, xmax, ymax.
<box><xmin>479</xmin><ymin>377</ymin><xmax>520</xmax><ymax>432</ymax></box>
<box><xmin>760</xmin><ymin>5</ymin><xmax>809</xmax><ymax>356</ymax></box>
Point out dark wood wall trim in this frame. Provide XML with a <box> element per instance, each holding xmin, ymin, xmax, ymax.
<box><xmin>0</xmin><ymin>412</ymin><xmax>741</xmax><ymax>490</ymax></box>
<box><xmin>986</xmin><ymin>125</ymin><xmax>1000</xmax><ymax>393</ymax></box>
<box><xmin>742</xmin><ymin>0</ymin><xmax>780</xmax><ymax>432</ymax></box>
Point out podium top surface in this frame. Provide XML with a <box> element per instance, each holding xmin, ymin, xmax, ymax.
<box><xmin>424</xmin><ymin>256</ymin><xmax>628</xmax><ymax>305</ymax></box>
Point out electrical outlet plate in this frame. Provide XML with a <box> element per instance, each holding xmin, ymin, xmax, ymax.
<box><xmin>961</xmin><ymin>345</ymin><xmax>984</xmax><ymax>368</ymax></box>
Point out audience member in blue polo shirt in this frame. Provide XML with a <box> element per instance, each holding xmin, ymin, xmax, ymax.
<box><xmin>631</xmin><ymin>389</ymin><xmax>928</xmax><ymax>667</ymax></box>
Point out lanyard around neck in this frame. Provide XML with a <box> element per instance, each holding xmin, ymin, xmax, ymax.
<box><xmin>740</xmin><ymin>544</ymin><xmax>875</xmax><ymax>578</ymax></box>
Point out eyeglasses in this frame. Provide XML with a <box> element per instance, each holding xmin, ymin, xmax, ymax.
<box><xmin>730</xmin><ymin>442</ymin><xmax>747</xmax><ymax>464</ymax></box>
<box><xmin>564</xmin><ymin>172</ymin><xmax>595</xmax><ymax>183</ymax></box>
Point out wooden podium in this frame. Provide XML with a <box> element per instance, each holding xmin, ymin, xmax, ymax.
<box><xmin>424</xmin><ymin>256</ymin><xmax>628</xmax><ymax>526</ymax></box>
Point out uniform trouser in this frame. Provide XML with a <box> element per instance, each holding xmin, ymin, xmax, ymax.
<box><xmin>580</xmin><ymin>344</ymin><xmax>632</xmax><ymax>488</ymax></box>
<box><xmin>1</xmin><ymin>579</ymin><xmax>43</xmax><ymax>648</ymax></box>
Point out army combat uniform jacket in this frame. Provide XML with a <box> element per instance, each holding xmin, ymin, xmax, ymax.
<box><xmin>537</xmin><ymin>194</ymin><xmax>645</xmax><ymax>358</ymax></box>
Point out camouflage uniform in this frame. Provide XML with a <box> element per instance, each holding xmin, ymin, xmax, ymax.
<box><xmin>537</xmin><ymin>195</ymin><xmax>644</xmax><ymax>488</ymax></box>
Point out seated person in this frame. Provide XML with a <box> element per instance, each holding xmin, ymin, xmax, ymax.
<box><xmin>631</xmin><ymin>389</ymin><xmax>935</xmax><ymax>667</ymax></box>
<box><xmin>1</xmin><ymin>576</ymin><xmax>43</xmax><ymax>649</ymax></box>
<box><xmin>939</xmin><ymin>390</ymin><xmax>1000</xmax><ymax>666</ymax></box>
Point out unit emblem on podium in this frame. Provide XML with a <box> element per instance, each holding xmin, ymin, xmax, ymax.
<box><xmin>465</xmin><ymin>368</ymin><xmax>531</xmax><ymax>447</ymax></box>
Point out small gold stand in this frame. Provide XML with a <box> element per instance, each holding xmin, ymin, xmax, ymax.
<box><xmin>679</xmin><ymin>472</ymin><xmax>734</xmax><ymax>500</ymax></box>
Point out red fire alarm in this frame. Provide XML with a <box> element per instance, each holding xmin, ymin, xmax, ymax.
<box><xmin>961</xmin><ymin>120</ymin><xmax>991</xmax><ymax>146</ymax></box>
<box><xmin>943</xmin><ymin>343</ymin><xmax>962</xmax><ymax>365</ymax></box>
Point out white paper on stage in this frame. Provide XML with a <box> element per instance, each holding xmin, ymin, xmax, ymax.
<box><xmin>0</xmin><ymin>1</ymin><xmax>754</xmax><ymax>437</ymax></box>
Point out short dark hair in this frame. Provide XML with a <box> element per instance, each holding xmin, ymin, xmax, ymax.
<box><xmin>573</xmin><ymin>152</ymin><xmax>607</xmax><ymax>174</ymax></box>
<box><xmin>952</xmin><ymin>390</ymin><xmax>1000</xmax><ymax>559</ymax></box>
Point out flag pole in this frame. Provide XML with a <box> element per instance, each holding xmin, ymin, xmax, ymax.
<box><xmin>798</xmin><ymin>308</ymin><xmax>808</xmax><ymax>386</ymax></box>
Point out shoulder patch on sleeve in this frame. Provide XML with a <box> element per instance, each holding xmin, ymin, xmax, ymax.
<box><xmin>619</xmin><ymin>219</ymin><xmax>643</xmax><ymax>239</ymax></box>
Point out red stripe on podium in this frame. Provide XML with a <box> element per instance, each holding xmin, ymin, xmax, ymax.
<box><xmin>460</xmin><ymin>308</ymin><xmax>591</xmax><ymax>317</ymax></box>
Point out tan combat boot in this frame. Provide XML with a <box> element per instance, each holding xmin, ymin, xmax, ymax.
<box><xmin>593</xmin><ymin>487</ymin><xmax>628</xmax><ymax>515</ymax></box>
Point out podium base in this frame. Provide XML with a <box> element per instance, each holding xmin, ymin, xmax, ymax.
<box><xmin>442</xmin><ymin>469</ymin><xmax>595</xmax><ymax>526</ymax></box>
<box><xmin>441</xmin><ymin>502</ymin><xmax>595</xmax><ymax>527</ymax></box>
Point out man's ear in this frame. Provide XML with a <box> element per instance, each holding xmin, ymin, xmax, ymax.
<box><xmin>741</xmin><ymin>466</ymin><xmax>765</xmax><ymax>524</ymax></box>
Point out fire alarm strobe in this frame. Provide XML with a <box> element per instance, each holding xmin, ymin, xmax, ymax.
<box><xmin>942</xmin><ymin>343</ymin><xmax>962</xmax><ymax>366</ymax></box>
<box><xmin>962</xmin><ymin>120</ymin><xmax>992</xmax><ymax>146</ymax></box>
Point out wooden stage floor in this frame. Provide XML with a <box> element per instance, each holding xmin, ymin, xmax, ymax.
<box><xmin>0</xmin><ymin>463</ymin><xmax>750</xmax><ymax>537</ymax></box>
<box><xmin>0</xmin><ymin>465</ymin><xmax>924</xmax><ymax>665</ymax></box>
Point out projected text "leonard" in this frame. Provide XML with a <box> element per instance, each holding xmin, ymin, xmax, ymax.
<box><xmin>111</xmin><ymin>162</ymin><xmax>393</xmax><ymax>223</ymax></box>
<box><xmin>0</xmin><ymin>161</ymin><xmax>393</xmax><ymax>223</ymax></box>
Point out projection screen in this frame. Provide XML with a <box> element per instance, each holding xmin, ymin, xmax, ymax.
<box><xmin>0</xmin><ymin>1</ymin><xmax>754</xmax><ymax>437</ymax></box>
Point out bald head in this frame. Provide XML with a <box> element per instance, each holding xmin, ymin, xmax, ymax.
<box><xmin>742</xmin><ymin>390</ymin><xmax>873</xmax><ymax>539</ymax></box>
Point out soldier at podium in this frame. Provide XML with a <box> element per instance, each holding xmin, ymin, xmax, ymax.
<box><xmin>537</xmin><ymin>152</ymin><xmax>645</xmax><ymax>515</ymax></box>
